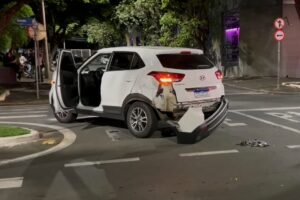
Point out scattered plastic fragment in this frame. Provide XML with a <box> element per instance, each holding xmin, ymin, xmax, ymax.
<box><xmin>238</xmin><ymin>139</ymin><xmax>269</xmax><ymax>147</ymax></box>
<box><xmin>42</xmin><ymin>138</ymin><xmax>56</xmax><ymax>145</ymax></box>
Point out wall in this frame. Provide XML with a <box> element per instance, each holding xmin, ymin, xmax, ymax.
<box><xmin>282</xmin><ymin>1</ymin><xmax>300</xmax><ymax>78</ymax></box>
<box><xmin>237</xmin><ymin>0</ymin><xmax>282</xmax><ymax>77</ymax></box>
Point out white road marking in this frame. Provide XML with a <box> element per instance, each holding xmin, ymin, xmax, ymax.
<box><xmin>64</xmin><ymin>157</ymin><xmax>140</xmax><ymax>168</ymax></box>
<box><xmin>105</xmin><ymin>129</ymin><xmax>121</xmax><ymax>141</ymax></box>
<box><xmin>286</xmin><ymin>145</ymin><xmax>300</xmax><ymax>149</ymax></box>
<box><xmin>231</xmin><ymin>107</ymin><xmax>300</xmax><ymax>112</ymax></box>
<box><xmin>226</xmin><ymin>92</ymin><xmax>265</xmax><ymax>96</ymax></box>
<box><xmin>0</xmin><ymin>177</ymin><xmax>23</xmax><ymax>189</ymax></box>
<box><xmin>0</xmin><ymin>111</ymin><xmax>48</xmax><ymax>115</ymax></box>
<box><xmin>0</xmin><ymin>108</ymin><xmax>48</xmax><ymax>112</ymax></box>
<box><xmin>48</xmin><ymin>115</ymin><xmax>98</xmax><ymax>121</ymax></box>
<box><xmin>288</xmin><ymin>111</ymin><xmax>300</xmax><ymax>117</ymax></box>
<box><xmin>224</xmin><ymin>118</ymin><xmax>247</xmax><ymax>127</ymax></box>
<box><xmin>232</xmin><ymin>111</ymin><xmax>300</xmax><ymax>135</ymax></box>
<box><xmin>266</xmin><ymin>112</ymin><xmax>299</xmax><ymax>123</ymax></box>
<box><xmin>0</xmin><ymin>122</ymin><xmax>76</xmax><ymax>166</ymax></box>
<box><xmin>0</xmin><ymin>115</ymin><xmax>47</xmax><ymax>119</ymax></box>
<box><xmin>179</xmin><ymin>149</ymin><xmax>239</xmax><ymax>157</ymax></box>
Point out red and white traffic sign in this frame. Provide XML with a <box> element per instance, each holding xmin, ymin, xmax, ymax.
<box><xmin>274</xmin><ymin>18</ymin><xmax>285</xmax><ymax>29</ymax></box>
<box><xmin>274</xmin><ymin>30</ymin><xmax>285</xmax><ymax>41</ymax></box>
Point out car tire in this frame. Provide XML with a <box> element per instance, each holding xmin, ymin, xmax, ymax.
<box><xmin>126</xmin><ymin>102</ymin><xmax>158</xmax><ymax>138</ymax></box>
<box><xmin>51</xmin><ymin>104</ymin><xmax>77</xmax><ymax>123</ymax></box>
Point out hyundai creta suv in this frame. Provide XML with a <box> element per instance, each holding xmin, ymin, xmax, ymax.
<box><xmin>49</xmin><ymin>46</ymin><xmax>228</xmax><ymax>143</ymax></box>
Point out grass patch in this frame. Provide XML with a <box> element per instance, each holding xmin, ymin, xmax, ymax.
<box><xmin>0</xmin><ymin>125</ymin><xmax>30</xmax><ymax>137</ymax></box>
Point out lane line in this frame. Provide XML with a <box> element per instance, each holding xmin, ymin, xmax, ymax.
<box><xmin>65</xmin><ymin>157</ymin><xmax>140</xmax><ymax>168</ymax></box>
<box><xmin>179</xmin><ymin>149</ymin><xmax>239</xmax><ymax>157</ymax></box>
<box><xmin>231</xmin><ymin>111</ymin><xmax>300</xmax><ymax>135</ymax></box>
<box><xmin>224</xmin><ymin>118</ymin><xmax>247</xmax><ymax>127</ymax></box>
<box><xmin>230</xmin><ymin>107</ymin><xmax>300</xmax><ymax>112</ymax></box>
<box><xmin>0</xmin><ymin>122</ymin><xmax>76</xmax><ymax>166</ymax></box>
<box><xmin>226</xmin><ymin>92</ymin><xmax>265</xmax><ymax>96</ymax></box>
<box><xmin>0</xmin><ymin>111</ymin><xmax>48</xmax><ymax>115</ymax></box>
<box><xmin>48</xmin><ymin>116</ymin><xmax>98</xmax><ymax>121</ymax></box>
<box><xmin>0</xmin><ymin>177</ymin><xmax>23</xmax><ymax>189</ymax></box>
<box><xmin>286</xmin><ymin>145</ymin><xmax>300</xmax><ymax>149</ymax></box>
<box><xmin>0</xmin><ymin>108</ymin><xmax>48</xmax><ymax>112</ymax></box>
<box><xmin>0</xmin><ymin>115</ymin><xmax>47</xmax><ymax>119</ymax></box>
<box><xmin>105</xmin><ymin>130</ymin><xmax>121</xmax><ymax>142</ymax></box>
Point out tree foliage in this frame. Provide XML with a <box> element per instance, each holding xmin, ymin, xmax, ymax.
<box><xmin>0</xmin><ymin>2</ymin><xmax>34</xmax><ymax>51</ymax></box>
<box><xmin>114</xmin><ymin>0</ymin><xmax>161</xmax><ymax>45</ymax></box>
<box><xmin>79</xmin><ymin>18</ymin><xmax>122</xmax><ymax>47</ymax></box>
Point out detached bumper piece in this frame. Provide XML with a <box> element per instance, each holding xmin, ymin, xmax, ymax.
<box><xmin>177</xmin><ymin>98</ymin><xmax>229</xmax><ymax>144</ymax></box>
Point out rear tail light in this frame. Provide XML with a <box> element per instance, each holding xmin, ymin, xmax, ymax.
<box><xmin>148</xmin><ymin>71</ymin><xmax>185</xmax><ymax>86</ymax></box>
<box><xmin>215</xmin><ymin>70</ymin><xmax>223</xmax><ymax>80</ymax></box>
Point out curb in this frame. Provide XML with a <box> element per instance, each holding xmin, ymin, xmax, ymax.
<box><xmin>0</xmin><ymin>90</ymin><xmax>10</xmax><ymax>102</ymax></box>
<box><xmin>224</xmin><ymin>83</ymin><xmax>300</xmax><ymax>95</ymax></box>
<box><xmin>0</xmin><ymin>127</ymin><xmax>41</xmax><ymax>148</ymax></box>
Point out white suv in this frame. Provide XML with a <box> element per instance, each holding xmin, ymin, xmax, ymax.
<box><xmin>49</xmin><ymin>47</ymin><xmax>228</xmax><ymax>144</ymax></box>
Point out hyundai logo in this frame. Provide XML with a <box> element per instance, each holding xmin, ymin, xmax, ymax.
<box><xmin>199</xmin><ymin>75</ymin><xmax>206</xmax><ymax>81</ymax></box>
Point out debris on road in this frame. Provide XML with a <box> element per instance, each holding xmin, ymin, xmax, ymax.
<box><xmin>238</xmin><ymin>139</ymin><xmax>269</xmax><ymax>147</ymax></box>
<box><xmin>42</xmin><ymin>138</ymin><xmax>57</xmax><ymax>145</ymax></box>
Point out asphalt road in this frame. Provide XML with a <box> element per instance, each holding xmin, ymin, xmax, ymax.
<box><xmin>0</xmin><ymin>86</ymin><xmax>300</xmax><ymax>200</ymax></box>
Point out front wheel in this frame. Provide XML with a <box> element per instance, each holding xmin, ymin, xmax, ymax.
<box><xmin>51</xmin><ymin>104</ymin><xmax>77</xmax><ymax>123</ymax></box>
<box><xmin>126</xmin><ymin>102</ymin><xmax>158</xmax><ymax>138</ymax></box>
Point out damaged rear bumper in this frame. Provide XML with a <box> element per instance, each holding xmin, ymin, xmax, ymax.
<box><xmin>176</xmin><ymin>97</ymin><xmax>229</xmax><ymax>144</ymax></box>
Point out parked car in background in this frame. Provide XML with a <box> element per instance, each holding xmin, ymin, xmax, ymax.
<box><xmin>49</xmin><ymin>46</ymin><xmax>228</xmax><ymax>143</ymax></box>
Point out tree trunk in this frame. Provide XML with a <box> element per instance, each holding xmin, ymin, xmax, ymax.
<box><xmin>125</xmin><ymin>32</ymin><xmax>131</xmax><ymax>46</ymax></box>
<box><xmin>0</xmin><ymin>0</ymin><xmax>31</xmax><ymax>35</ymax></box>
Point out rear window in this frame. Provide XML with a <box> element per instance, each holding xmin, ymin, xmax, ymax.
<box><xmin>157</xmin><ymin>54</ymin><xmax>214</xmax><ymax>69</ymax></box>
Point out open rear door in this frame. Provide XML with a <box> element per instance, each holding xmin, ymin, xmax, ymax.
<box><xmin>56</xmin><ymin>50</ymin><xmax>79</xmax><ymax>109</ymax></box>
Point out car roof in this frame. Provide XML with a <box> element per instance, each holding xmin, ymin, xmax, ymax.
<box><xmin>97</xmin><ymin>46</ymin><xmax>203</xmax><ymax>54</ymax></box>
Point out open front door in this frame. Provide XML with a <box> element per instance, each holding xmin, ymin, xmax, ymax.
<box><xmin>56</xmin><ymin>50</ymin><xmax>79</xmax><ymax>109</ymax></box>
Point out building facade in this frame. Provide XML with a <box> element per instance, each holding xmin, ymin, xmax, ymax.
<box><xmin>222</xmin><ymin>0</ymin><xmax>300</xmax><ymax>78</ymax></box>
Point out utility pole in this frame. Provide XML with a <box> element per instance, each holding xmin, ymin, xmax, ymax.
<box><xmin>41</xmin><ymin>0</ymin><xmax>51</xmax><ymax>80</ymax></box>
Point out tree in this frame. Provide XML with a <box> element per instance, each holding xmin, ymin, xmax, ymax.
<box><xmin>0</xmin><ymin>2</ymin><xmax>34</xmax><ymax>51</ymax></box>
<box><xmin>114</xmin><ymin>0</ymin><xmax>162</xmax><ymax>46</ymax></box>
<box><xmin>79</xmin><ymin>18</ymin><xmax>122</xmax><ymax>47</ymax></box>
<box><xmin>29</xmin><ymin>0</ymin><xmax>114</xmax><ymax>54</ymax></box>
<box><xmin>0</xmin><ymin>0</ymin><xmax>31</xmax><ymax>35</ymax></box>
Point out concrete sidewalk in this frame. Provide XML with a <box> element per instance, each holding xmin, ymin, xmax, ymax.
<box><xmin>224</xmin><ymin>77</ymin><xmax>300</xmax><ymax>94</ymax></box>
<box><xmin>0</xmin><ymin>80</ymin><xmax>50</xmax><ymax>106</ymax></box>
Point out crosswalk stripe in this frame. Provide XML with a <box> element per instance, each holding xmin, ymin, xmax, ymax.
<box><xmin>0</xmin><ymin>115</ymin><xmax>47</xmax><ymax>119</ymax></box>
<box><xmin>286</xmin><ymin>145</ymin><xmax>300</xmax><ymax>149</ymax></box>
<box><xmin>0</xmin><ymin>111</ymin><xmax>48</xmax><ymax>115</ymax></box>
<box><xmin>0</xmin><ymin>177</ymin><xmax>23</xmax><ymax>189</ymax></box>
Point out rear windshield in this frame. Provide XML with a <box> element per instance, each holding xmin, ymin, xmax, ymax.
<box><xmin>157</xmin><ymin>54</ymin><xmax>214</xmax><ymax>69</ymax></box>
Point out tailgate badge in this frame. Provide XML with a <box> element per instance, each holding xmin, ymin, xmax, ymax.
<box><xmin>199</xmin><ymin>75</ymin><xmax>206</xmax><ymax>81</ymax></box>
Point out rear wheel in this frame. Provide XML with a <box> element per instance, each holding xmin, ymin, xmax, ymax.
<box><xmin>51</xmin><ymin>104</ymin><xmax>77</xmax><ymax>123</ymax></box>
<box><xmin>126</xmin><ymin>102</ymin><xmax>158</xmax><ymax>138</ymax></box>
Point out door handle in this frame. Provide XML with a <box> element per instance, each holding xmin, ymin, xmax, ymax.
<box><xmin>125</xmin><ymin>80</ymin><xmax>132</xmax><ymax>83</ymax></box>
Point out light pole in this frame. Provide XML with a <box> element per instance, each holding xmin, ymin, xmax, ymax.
<box><xmin>41</xmin><ymin>0</ymin><xmax>51</xmax><ymax>81</ymax></box>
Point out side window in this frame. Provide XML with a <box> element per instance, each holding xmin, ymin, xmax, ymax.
<box><xmin>131</xmin><ymin>53</ymin><xmax>145</xmax><ymax>69</ymax></box>
<box><xmin>85</xmin><ymin>54</ymin><xmax>111</xmax><ymax>71</ymax></box>
<box><xmin>109</xmin><ymin>52</ymin><xmax>134</xmax><ymax>71</ymax></box>
<box><xmin>61</xmin><ymin>52</ymin><xmax>75</xmax><ymax>72</ymax></box>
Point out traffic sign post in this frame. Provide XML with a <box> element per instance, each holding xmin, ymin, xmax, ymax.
<box><xmin>274</xmin><ymin>18</ymin><xmax>285</xmax><ymax>89</ymax></box>
<box><xmin>274</xmin><ymin>18</ymin><xmax>285</xmax><ymax>29</ymax></box>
